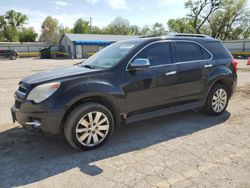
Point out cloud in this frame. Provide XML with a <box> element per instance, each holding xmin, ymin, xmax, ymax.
<box><xmin>106</xmin><ymin>0</ymin><xmax>129</xmax><ymax>10</ymax></box>
<box><xmin>54</xmin><ymin>13</ymin><xmax>87</xmax><ymax>27</ymax></box>
<box><xmin>3</xmin><ymin>6</ymin><xmax>87</xmax><ymax>35</ymax></box>
<box><xmin>139</xmin><ymin>6</ymin><xmax>146</xmax><ymax>11</ymax></box>
<box><xmin>86</xmin><ymin>0</ymin><xmax>100</xmax><ymax>5</ymax></box>
<box><xmin>158</xmin><ymin>0</ymin><xmax>185</xmax><ymax>6</ymax></box>
<box><xmin>85</xmin><ymin>0</ymin><xmax>129</xmax><ymax>10</ymax></box>
<box><xmin>50</xmin><ymin>1</ymin><xmax>73</xmax><ymax>7</ymax></box>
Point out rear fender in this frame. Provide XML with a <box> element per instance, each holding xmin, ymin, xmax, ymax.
<box><xmin>202</xmin><ymin>67</ymin><xmax>234</xmax><ymax>104</ymax></box>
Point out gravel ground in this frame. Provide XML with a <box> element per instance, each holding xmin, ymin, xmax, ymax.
<box><xmin>0</xmin><ymin>58</ymin><xmax>250</xmax><ymax>188</ymax></box>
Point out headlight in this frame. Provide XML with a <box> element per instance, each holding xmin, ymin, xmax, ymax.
<box><xmin>27</xmin><ymin>82</ymin><xmax>61</xmax><ymax>103</ymax></box>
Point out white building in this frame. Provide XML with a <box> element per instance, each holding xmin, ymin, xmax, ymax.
<box><xmin>59</xmin><ymin>34</ymin><xmax>138</xmax><ymax>59</ymax></box>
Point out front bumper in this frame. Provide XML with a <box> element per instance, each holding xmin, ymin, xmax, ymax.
<box><xmin>11</xmin><ymin>103</ymin><xmax>63</xmax><ymax>135</ymax></box>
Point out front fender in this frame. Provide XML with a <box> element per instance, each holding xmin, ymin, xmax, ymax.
<box><xmin>61</xmin><ymin>79</ymin><xmax>125</xmax><ymax>111</ymax></box>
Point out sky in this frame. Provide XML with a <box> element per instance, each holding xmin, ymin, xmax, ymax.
<box><xmin>0</xmin><ymin>0</ymin><xmax>249</xmax><ymax>35</ymax></box>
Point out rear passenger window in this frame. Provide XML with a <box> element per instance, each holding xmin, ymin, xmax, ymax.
<box><xmin>135</xmin><ymin>42</ymin><xmax>172</xmax><ymax>66</ymax></box>
<box><xmin>175</xmin><ymin>42</ymin><xmax>210</xmax><ymax>62</ymax></box>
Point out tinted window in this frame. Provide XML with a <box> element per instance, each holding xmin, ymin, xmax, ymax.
<box><xmin>204</xmin><ymin>41</ymin><xmax>232</xmax><ymax>59</ymax></box>
<box><xmin>175</xmin><ymin>42</ymin><xmax>205</xmax><ymax>62</ymax></box>
<box><xmin>135</xmin><ymin>42</ymin><xmax>172</xmax><ymax>66</ymax></box>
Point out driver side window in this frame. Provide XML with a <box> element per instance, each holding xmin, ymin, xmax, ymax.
<box><xmin>135</xmin><ymin>42</ymin><xmax>172</xmax><ymax>66</ymax></box>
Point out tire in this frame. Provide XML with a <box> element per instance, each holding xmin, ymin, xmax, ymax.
<box><xmin>204</xmin><ymin>84</ymin><xmax>229</xmax><ymax>116</ymax></box>
<box><xmin>10</xmin><ymin>55</ymin><xmax>16</xmax><ymax>60</ymax></box>
<box><xmin>64</xmin><ymin>103</ymin><xmax>114</xmax><ymax>150</ymax></box>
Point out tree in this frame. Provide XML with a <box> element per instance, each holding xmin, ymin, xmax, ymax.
<box><xmin>59</xmin><ymin>25</ymin><xmax>72</xmax><ymax>35</ymax></box>
<box><xmin>19</xmin><ymin>27</ymin><xmax>38</xmax><ymax>42</ymax></box>
<box><xmin>105</xmin><ymin>17</ymin><xmax>130</xmax><ymax>35</ymax></box>
<box><xmin>40</xmin><ymin>16</ymin><xmax>60</xmax><ymax>44</ymax></box>
<box><xmin>129</xmin><ymin>25</ymin><xmax>140</xmax><ymax>35</ymax></box>
<box><xmin>0</xmin><ymin>9</ymin><xmax>28</xmax><ymax>41</ymax></box>
<box><xmin>0</xmin><ymin>31</ymin><xmax>4</xmax><ymax>41</ymax></box>
<box><xmin>141</xmin><ymin>25</ymin><xmax>151</xmax><ymax>35</ymax></box>
<box><xmin>167</xmin><ymin>18</ymin><xmax>194</xmax><ymax>33</ymax></box>
<box><xmin>91</xmin><ymin>26</ymin><xmax>103</xmax><ymax>34</ymax></box>
<box><xmin>208</xmin><ymin>0</ymin><xmax>250</xmax><ymax>39</ymax></box>
<box><xmin>72</xmin><ymin>18</ymin><xmax>89</xmax><ymax>34</ymax></box>
<box><xmin>185</xmin><ymin>0</ymin><xmax>222</xmax><ymax>34</ymax></box>
<box><xmin>167</xmin><ymin>0</ymin><xmax>250</xmax><ymax>40</ymax></box>
<box><xmin>151</xmin><ymin>23</ymin><xmax>166</xmax><ymax>36</ymax></box>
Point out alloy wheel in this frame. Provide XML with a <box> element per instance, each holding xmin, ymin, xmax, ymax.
<box><xmin>75</xmin><ymin>111</ymin><xmax>110</xmax><ymax>147</ymax></box>
<box><xmin>212</xmin><ymin>89</ymin><xmax>228</xmax><ymax>113</ymax></box>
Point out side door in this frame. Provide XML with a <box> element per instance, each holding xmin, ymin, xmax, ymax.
<box><xmin>0</xmin><ymin>49</ymin><xmax>8</xmax><ymax>58</ymax></box>
<box><xmin>124</xmin><ymin>41</ymin><xmax>178</xmax><ymax>115</ymax></box>
<box><xmin>174</xmin><ymin>41</ymin><xmax>212</xmax><ymax>104</ymax></box>
<box><xmin>5</xmin><ymin>50</ymin><xmax>11</xmax><ymax>58</ymax></box>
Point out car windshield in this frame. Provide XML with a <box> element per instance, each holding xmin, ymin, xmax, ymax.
<box><xmin>80</xmin><ymin>41</ymin><xmax>141</xmax><ymax>69</ymax></box>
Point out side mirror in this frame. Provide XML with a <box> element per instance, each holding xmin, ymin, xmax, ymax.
<box><xmin>128</xmin><ymin>58</ymin><xmax>150</xmax><ymax>70</ymax></box>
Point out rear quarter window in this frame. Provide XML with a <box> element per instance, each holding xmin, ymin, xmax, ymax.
<box><xmin>204</xmin><ymin>41</ymin><xmax>232</xmax><ymax>59</ymax></box>
<box><xmin>175</xmin><ymin>41</ymin><xmax>211</xmax><ymax>62</ymax></box>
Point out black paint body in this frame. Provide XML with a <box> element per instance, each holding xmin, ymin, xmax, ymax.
<box><xmin>11</xmin><ymin>36</ymin><xmax>237</xmax><ymax>134</ymax></box>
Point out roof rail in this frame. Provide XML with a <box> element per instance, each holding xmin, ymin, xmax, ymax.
<box><xmin>139</xmin><ymin>35</ymin><xmax>157</xmax><ymax>38</ymax></box>
<box><xmin>167</xmin><ymin>33</ymin><xmax>214</xmax><ymax>39</ymax></box>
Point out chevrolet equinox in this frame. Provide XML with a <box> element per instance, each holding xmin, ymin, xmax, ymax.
<box><xmin>11</xmin><ymin>34</ymin><xmax>238</xmax><ymax>150</ymax></box>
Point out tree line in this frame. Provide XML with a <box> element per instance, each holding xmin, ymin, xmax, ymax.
<box><xmin>0</xmin><ymin>0</ymin><xmax>249</xmax><ymax>44</ymax></box>
<box><xmin>168</xmin><ymin>0</ymin><xmax>250</xmax><ymax>40</ymax></box>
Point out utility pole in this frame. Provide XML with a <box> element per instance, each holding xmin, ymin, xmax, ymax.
<box><xmin>89</xmin><ymin>17</ymin><xmax>92</xmax><ymax>33</ymax></box>
<box><xmin>41</xmin><ymin>27</ymin><xmax>43</xmax><ymax>43</ymax></box>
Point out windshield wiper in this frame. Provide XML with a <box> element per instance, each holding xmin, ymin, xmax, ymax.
<box><xmin>82</xmin><ymin>65</ymin><xmax>95</xmax><ymax>69</ymax></box>
<box><xmin>74</xmin><ymin>61</ymin><xmax>83</xmax><ymax>66</ymax></box>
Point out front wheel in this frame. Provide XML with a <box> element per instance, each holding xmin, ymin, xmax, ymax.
<box><xmin>10</xmin><ymin>55</ymin><xmax>17</xmax><ymax>60</ymax></box>
<box><xmin>204</xmin><ymin>84</ymin><xmax>229</xmax><ymax>116</ymax></box>
<box><xmin>64</xmin><ymin>103</ymin><xmax>114</xmax><ymax>150</ymax></box>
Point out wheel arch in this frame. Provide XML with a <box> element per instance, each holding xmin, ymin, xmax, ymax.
<box><xmin>206</xmin><ymin>66</ymin><xmax>234</xmax><ymax>97</ymax></box>
<box><xmin>59</xmin><ymin>95</ymin><xmax>121</xmax><ymax>136</ymax></box>
<box><xmin>203</xmin><ymin>76</ymin><xmax>234</xmax><ymax>106</ymax></box>
<box><xmin>212</xmin><ymin>77</ymin><xmax>233</xmax><ymax>97</ymax></box>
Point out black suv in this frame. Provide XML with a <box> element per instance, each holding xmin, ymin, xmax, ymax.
<box><xmin>11</xmin><ymin>34</ymin><xmax>237</xmax><ymax>150</ymax></box>
<box><xmin>0</xmin><ymin>49</ymin><xmax>18</xmax><ymax>60</ymax></box>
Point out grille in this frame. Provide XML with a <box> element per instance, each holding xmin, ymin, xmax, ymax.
<box><xmin>15</xmin><ymin>83</ymin><xmax>27</xmax><ymax>109</ymax></box>
<box><xmin>18</xmin><ymin>85</ymin><xmax>27</xmax><ymax>94</ymax></box>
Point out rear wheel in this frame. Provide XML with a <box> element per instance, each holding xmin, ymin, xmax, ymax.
<box><xmin>204</xmin><ymin>84</ymin><xmax>229</xmax><ymax>115</ymax></box>
<box><xmin>64</xmin><ymin>103</ymin><xmax>114</xmax><ymax>150</ymax></box>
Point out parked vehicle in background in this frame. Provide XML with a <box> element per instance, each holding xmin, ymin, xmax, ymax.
<box><xmin>11</xmin><ymin>33</ymin><xmax>238</xmax><ymax>150</ymax></box>
<box><xmin>0</xmin><ymin>49</ymin><xmax>18</xmax><ymax>60</ymax></box>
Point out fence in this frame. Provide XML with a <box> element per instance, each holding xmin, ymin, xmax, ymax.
<box><xmin>224</xmin><ymin>40</ymin><xmax>250</xmax><ymax>57</ymax></box>
<box><xmin>0</xmin><ymin>42</ymin><xmax>64</xmax><ymax>58</ymax></box>
<box><xmin>1</xmin><ymin>40</ymin><xmax>249</xmax><ymax>59</ymax></box>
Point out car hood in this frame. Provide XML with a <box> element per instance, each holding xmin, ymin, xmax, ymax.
<box><xmin>21</xmin><ymin>66</ymin><xmax>100</xmax><ymax>85</ymax></box>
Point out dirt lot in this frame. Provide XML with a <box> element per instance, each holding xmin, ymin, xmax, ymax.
<box><xmin>0</xmin><ymin>58</ymin><xmax>250</xmax><ymax>188</ymax></box>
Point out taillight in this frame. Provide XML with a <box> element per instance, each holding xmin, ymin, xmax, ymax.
<box><xmin>232</xmin><ymin>60</ymin><xmax>238</xmax><ymax>72</ymax></box>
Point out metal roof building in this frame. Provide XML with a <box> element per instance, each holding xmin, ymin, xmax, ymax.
<box><xmin>59</xmin><ymin>34</ymin><xmax>138</xmax><ymax>58</ymax></box>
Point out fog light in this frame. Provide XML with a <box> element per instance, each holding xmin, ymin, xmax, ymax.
<box><xmin>25</xmin><ymin>120</ymin><xmax>41</xmax><ymax>128</ymax></box>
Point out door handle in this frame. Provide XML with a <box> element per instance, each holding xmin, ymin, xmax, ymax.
<box><xmin>165</xmin><ymin>71</ymin><xmax>177</xmax><ymax>76</ymax></box>
<box><xmin>204</xmin><ymin>64</ymin><xmax>213</xmax><ymax>68</ymax></box>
